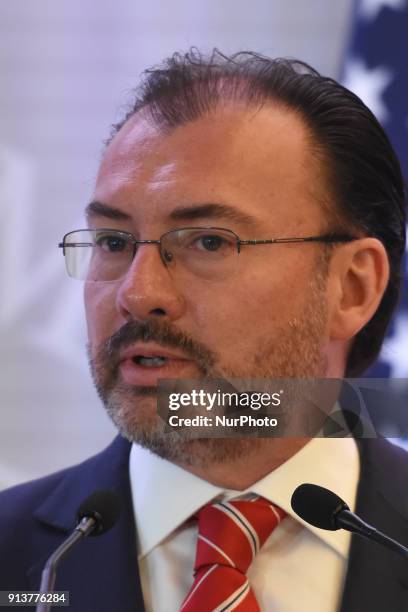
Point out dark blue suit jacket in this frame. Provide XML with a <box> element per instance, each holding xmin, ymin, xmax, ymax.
<box><xmin>0</xmin><ymin>436</ymin><xmax>407</xmax><ymax>611</ymax></box>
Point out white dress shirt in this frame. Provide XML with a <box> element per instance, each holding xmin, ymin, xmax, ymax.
<box><xmin>129</xmin><ymin>438</ymin><xmax>359</xmax><ymax>611</ymax></box>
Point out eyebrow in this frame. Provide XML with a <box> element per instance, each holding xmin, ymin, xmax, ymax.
<box><xmin>85</xmin><ymin>201</ymin><xmax>131</xmax><ymax>221</ymax></box>
<box><xmin>85</xmin><ymin>200</ymin><xmax>259</xmax><ymax>228</ymax></box>
<box><xmin>169</xmin><ymin>203</ymin><xmax>259</xmax><ymax>228</ymax></box>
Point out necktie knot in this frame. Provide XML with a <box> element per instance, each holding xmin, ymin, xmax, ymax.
<box><xmin>195</xmin><ymin>497</ymin><xmax>286</xmax><ymax>574</ymax></box>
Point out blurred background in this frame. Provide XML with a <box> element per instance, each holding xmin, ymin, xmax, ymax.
<box><xmin>1</xmin><ymin>0</ymin><xmax>407</xmax><ymax>489</ymax></box>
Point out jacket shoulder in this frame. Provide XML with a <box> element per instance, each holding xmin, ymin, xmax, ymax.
<box><xmin>0</xmin><ymin>436</ymin><xmax>131</xmax><ymax>592</ymax></box>
<box><xmin>0</xmin><ymin>435</ymin><xmax>128</xmax><ymax>538</ymax></box>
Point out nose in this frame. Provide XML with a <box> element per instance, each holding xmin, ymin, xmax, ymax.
<box><xmin>115</xmin><ymin>243</ymin><xmax>186</xmax><ymax>322</ymax></box>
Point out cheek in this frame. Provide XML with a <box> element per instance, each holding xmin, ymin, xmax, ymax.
<box><xmin>188</xmin><ymin>277</ymin><xmax>277</xmax><ymax>349</ymax></box>
<box><xmin>84</xmin><ymin>283</ymin><xmax>119</xmax><ymax>348</ymax></box>
<box><xmin>188</xmin><ymin>261</ymin><xmax>309</xmax><ymax>353</ymax></box>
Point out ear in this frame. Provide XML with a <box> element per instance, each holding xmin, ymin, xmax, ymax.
<box><xmin>327</xmin><ymin>238</ymin><xmax>390</xmax><ymax>341</ymax></box>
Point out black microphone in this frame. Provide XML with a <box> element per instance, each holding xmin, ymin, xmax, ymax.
<box><xmin>36</xmin><ymin>490</ymin><xmax>121</xmax><ymax>612</ymax></box>
<box><xmin>291</xmin><ymin>483</ymin><xmax>408</xmax><ymax>560</ymax></box>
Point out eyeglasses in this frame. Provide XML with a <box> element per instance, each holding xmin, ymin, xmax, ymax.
<box><xmin>58</xmin><ymin>227</ymin><xmax>356</xmax><ymax>282</ymax></box>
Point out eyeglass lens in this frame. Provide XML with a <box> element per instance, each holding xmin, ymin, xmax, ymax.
<box><xmin>63</xmin><ymin>228</ymin><xmax>239</xmax><ymax>282</ymax></box>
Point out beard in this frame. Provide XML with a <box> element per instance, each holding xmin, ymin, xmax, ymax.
<box><xmin>89</xmin><ymin>266</ymin><xmax>328</xmax><ymax>468</ymax></box>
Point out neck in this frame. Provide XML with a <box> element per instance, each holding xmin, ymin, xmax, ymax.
<box><xmin>175</xmin><ymin>437</ymin><xmax>310</xmax><ymax>490</ymax></box>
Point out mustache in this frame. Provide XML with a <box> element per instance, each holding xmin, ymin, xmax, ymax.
<box><xmin>95</xmin><ymin>319</ymin><xmax>217</xmax><ymax>375</ymax></box>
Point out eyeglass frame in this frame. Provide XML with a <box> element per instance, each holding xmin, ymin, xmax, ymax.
<box><xmin>58</xmin><ymin>226</ymin><xmax>357</xmax><ymax>280</ymax></box>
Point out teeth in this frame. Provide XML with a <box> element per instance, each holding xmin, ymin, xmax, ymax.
<box><xmin>137</xmin><ymin>356</ymin><xmax>167</xmax><ymax>367</ymax></box>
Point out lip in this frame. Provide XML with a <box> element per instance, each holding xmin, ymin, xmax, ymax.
<box><xmin>119</xmin><ymin>342</ymin><xmax>196</xmax><ymax>386</ymax></box>
<box><xmin>120</xmin><ymin>342</ymin><xmax>191</xmax><ymax>362</ymax></box>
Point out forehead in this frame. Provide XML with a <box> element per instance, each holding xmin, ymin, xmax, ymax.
<box><xmin>93</xmin><ymin>104</ymin><xmax>329</xmax><ymax>233</ymax></box>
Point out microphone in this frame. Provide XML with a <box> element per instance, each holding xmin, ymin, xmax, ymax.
<box><xmin>291</xmin><ymin>483</ymin><xmax>408</xmax><ymax>560</ymax></box>
<box><xmin>76</xmin><ymin>489</ymin><xmax>120</xmax><ymax>535</ymax></box>
<box><xmin>36</xmin><ymin>490</ymin><xmax>121</xmax><ymax>612</ymax></box>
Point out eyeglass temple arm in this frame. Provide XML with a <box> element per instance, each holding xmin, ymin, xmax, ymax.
<box><xmin>239</xmin><ymin>234</ymin><xmax>356</xmax><ymax>246</ymax></box>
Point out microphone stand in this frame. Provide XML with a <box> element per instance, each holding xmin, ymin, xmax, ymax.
<box><xmin>36</xmin><ymin>517</ymin><xmax>96</xmax><ymax>612</ymax></box>
<box><xmin>338</xmin><ymin>509</ymin><xmax>408</xmax><ymax>560</ymax></box>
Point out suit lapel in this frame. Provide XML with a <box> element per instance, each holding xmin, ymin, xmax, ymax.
<box><xmin>341</xmin><ymin>439</ymin><xmax>408</xmax><ymax>611</ymax></box>
<box><xmin>27</xmin><ymin>436</ymin><xmax>145</xmax><ymax>612</ymax></box>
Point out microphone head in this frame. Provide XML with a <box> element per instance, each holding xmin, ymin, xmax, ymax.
<box><xmin>291</xmin><ymin>483</ymin><xmax>349</xmax><ymax>531</ymax></box>
<box><xmin>76</xmin><ymin>490</ymin><xmax>121</xmax><ymax>536</ymax></box>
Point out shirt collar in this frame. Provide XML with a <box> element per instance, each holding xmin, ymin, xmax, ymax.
<box><xmin>247</xmin><ymin>438</ymin><xmax>360</xmax><ymax>558</ymax></box>
<box><xmin>129</xmin><ymin>437</ymin><xmax>359</xmax><ymax>560</ymax></box>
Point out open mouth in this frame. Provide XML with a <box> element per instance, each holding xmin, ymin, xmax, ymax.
<box><xmin>119</xmin><ymin>343</ymin><xmax>196</xmax><ymax>386</ymax></box>
<box><xmin>132</xmin><ymin>355</ymin><xmax>167</xmax><ymax>367</ymax></box>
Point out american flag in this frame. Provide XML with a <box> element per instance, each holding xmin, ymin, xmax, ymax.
<box><xmin>342</xmin><ymin>0</ymin><xmax>408</xmax><ymax>379</ymax></box>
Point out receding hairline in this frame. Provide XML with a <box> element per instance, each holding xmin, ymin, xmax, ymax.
<box><xmin>105</xmin><ymin>92</ymin><xmax>349</xmax><ymax>236</ymax></box>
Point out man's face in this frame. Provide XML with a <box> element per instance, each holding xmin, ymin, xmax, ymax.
<box><xmin>85</xmin><ymin>103</ymin><xmax>332</xmax><ymax>465</ymax></box>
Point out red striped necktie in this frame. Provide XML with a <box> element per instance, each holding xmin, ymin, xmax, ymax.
<box><xmin>181</xmin><ymin>497</ymin><xmax>287</xmax><ymax>611</ymax></box>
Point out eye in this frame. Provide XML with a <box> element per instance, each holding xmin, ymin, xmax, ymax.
<box><xmin>193</xmin><ymin>234</ymin><xmax>228</xmax><ymax>252</ymax></box>
<box><xmin>95</xmin><ymin>234</ymin><xmax>128</xmax><ymax>253</ymax></box>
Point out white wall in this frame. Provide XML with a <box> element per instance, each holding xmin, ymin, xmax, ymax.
<box><xmin>0</xmin><ymin>0</ymin><xmax>354</xmax><ymax>489</ymax></box>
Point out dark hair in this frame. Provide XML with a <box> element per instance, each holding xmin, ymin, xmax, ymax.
<box><xmin>109</xmin><ymin>49</ymin><xmax>406</xmax><ymax>376</ymax></box>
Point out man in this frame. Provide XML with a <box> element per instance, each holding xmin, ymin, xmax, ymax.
<box><xmin>0</xmin><ymin>50</ymin><xmax>407</xmax><ymax>611</ymax></box>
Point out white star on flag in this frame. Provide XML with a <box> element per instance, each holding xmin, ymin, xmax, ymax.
<box><xmin>342</xmin><ymin>58</ymin><xmax>393</xmax><ymax>122</ymax></box>
<box><xmin>359</xmin><ymin>0</ymin><xmax>407</xmax><ymax>20</ymax></box>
